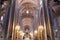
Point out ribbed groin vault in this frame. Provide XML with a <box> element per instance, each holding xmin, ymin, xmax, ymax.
<box><xmin>0</xmin><ymin>0</ymin><xmax>60</xmax><ymax>40</ymax></box>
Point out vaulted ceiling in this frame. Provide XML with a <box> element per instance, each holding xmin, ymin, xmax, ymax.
<box><xmin>49</xmin><ymin>1</ymin><xmax>60</xmax><ymax>17</ymax></box>
<box><xmin>1</xmin><ymin>0</ymin><xmax>60</xmax><ymax>31</ymax></box>
<box><xmin>15</xmin><ymin>0</ymin><xmax>39</xmax><ymax>30</ymax></box>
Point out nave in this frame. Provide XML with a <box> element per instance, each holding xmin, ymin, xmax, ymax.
<box><xmin>0</xmin><ymin>0</ymin><xmax>60</xmax><ymax>40</ymax></box>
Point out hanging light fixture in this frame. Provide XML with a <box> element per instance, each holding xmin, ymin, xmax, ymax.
<box><xmin>15</xmin><ymin>25</ymin><xmax>20</xmax><ymax>31</ymax></box>
<box><xmin>38</xmin><ymin>25</ymin><xmax>44</xmax><ymax>32</ymax></box>
<box><xmin>26</xmin><ymin>10</ymin><xmax>29</xmax><ymax>14</ymax></box>
<box><xmin>1</xmin><ymin>16</ymin><xmax>3</xmax><ymax>21</ymax></box>
<box><xmin>34</xmin><ymin>30</ymin><xmax>38</xmax><ymax>35</ymax></box>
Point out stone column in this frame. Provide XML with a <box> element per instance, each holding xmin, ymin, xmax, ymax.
<box><xmin>6</xmin><ymin>0</ymin><xmax>16</xmax><ymax>40</ymax></box>
<box><xmin>42</xmin><ymin>0</ymin><xmax>53</xmax><ymax>40</ymax></box>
